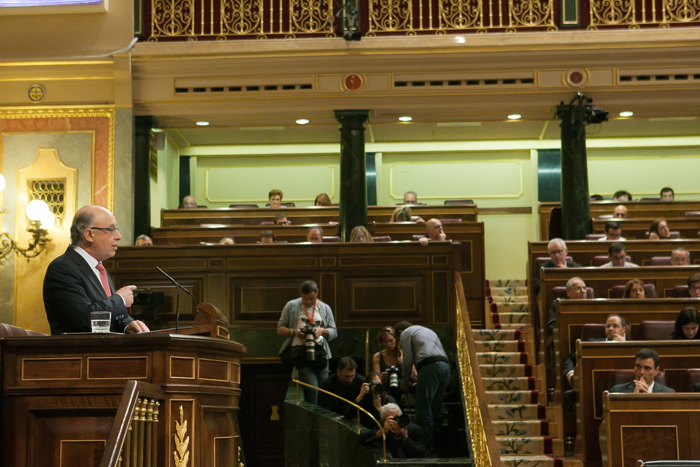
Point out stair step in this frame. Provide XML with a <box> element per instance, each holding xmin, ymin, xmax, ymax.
<box><xmin>495</xmin><ymin>436</ymin><xmax>555</xmax><ymax>455</ymax></box>
<box><xmin>472</xmin><ymin>329</ymin><xmax>527</xmax><ymax>341</ymax></box>
<box><xmin>495</xmin><ymin>323</ymin><xmax>531</xmax><ymax>330</ymax></box>
<box><xmin>489</xmin><ymin>404</ymin><xmax>556</xmax><ymax>421</ymax></box>
<box><xmin>476</xmin><ymin>352</ymin><xmax>532</xmax><ymax>365</ymax></box>
<box><xmin>480</xmin><ymin>364</ymin><xmax>534</xmax><ymax>378</ymax></box>
<box><xmin>482</xmin><ymin>377</ymin><xmax>542</xmax><ymax>392</ymax></box>
<box><xmin>492</xmin><ymin>312</ymin><xmax>531</xmax><ymax>325</ymax></box>
<box><xmin>488</xmin><ymin>295</ymin><xmax>529</xmax><ymax>304</ymax></box>
<box><xmin>501</xmin><ymin>455</ymin><xmax>563</xmax><ymax>467</ymax></box>
<box><xmin>492</xmin><ymin>420</ymin><xmax>554</xmax><ymax>437</ymax></box>
<box><xmin>486</xmin><ymin>279</ymin><xmax>527</xmax><ymax>288</ymax></box>
<box><xmin>487</xmin><ymin>286</ymin><xmax>528</xmax><ymax>297</ymax></box>
<box><xmin>490</xmin><ymin>302</ymin><xmax>530</xmax><ymax>314</ymax></box>
<box><xmin>474</xmin><ymin>340</ymin><xmax>525</xmax><ymax>352</ymax></box>
<box><xmin>486</xmin><ymin>390</ymin><xmax>539</xmax><ymax>405</ymax></box>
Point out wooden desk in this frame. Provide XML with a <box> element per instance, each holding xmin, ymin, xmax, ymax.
<box><xmin>0</xmin><ymin>333</ymin><xmax>247</xmax><ymax>467</ymax></box>
<box><xmin>368</xmin><ymin>221</ymin><xmax>486</xmax><ymax>327</ymax></box>
<box><xmin>575</xmin><ymin>340</ymin><xmax>700</xmax><ymax>466</ymax></box>
<box><xmin>105</xmin><ymin>242</ymin><xmax>461</xmax><ymax>330</ymax></box>
<box><xmin>600</xmin><ymin>392</ymin><xmax>700</xmax><ymax>467</ymax></box>
<box><xmin>161</xmin><ymin>205</ymin><xmax>478</xmax><ymax>228</ymax></box>
<box><xmin>592</xmin><ymin>217</ymin><xmax>700</xmax><ymax>240</ymax></box>
<box><xmin>151</xmin><ymin>224</ymin><xmax>339</xmax><ymax>245</ymax></box>
<box><xmin>538</xmin><ymin>201</ymin><xmax>700</xmax><ymax>241</ymax></box>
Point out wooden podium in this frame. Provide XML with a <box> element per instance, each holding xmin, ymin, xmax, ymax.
<box><xmin>0</xmin><ymin>312</ymin><xmax>247</xmax><ymax>467</ymax></box>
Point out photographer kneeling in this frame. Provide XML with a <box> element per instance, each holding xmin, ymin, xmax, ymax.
<box><xmin>358</xmin><ymin>403</ymin><xmax>426</xmax><ymax>458</ymax></box>
<box><xmin>277</xmin><ymin>280</ymin><xmax>337</xmax><ymax>405</ymax></box>
<box><xmin>345</xmin><ymin>372</ymin><xmax>398</xmax><ymax>428</ymax></box>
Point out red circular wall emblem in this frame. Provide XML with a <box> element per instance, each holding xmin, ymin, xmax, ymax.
<box><xmin>569</xmin><ymin>71</ymin><xmax>583</xmax><ymax>84</ymax></box>
<box><xmin>344</xmin><ymin>74</ymin><xmax>363</xmax><ymax>91</ymax></box>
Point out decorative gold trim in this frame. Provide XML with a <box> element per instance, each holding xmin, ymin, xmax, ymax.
<box><xmin>21</xmin><ymin>357</ymin><xmax>82</xmax><ymax>381</ymax></box>
<box><xmin>86</xmin><ymin>356</ymin><xmax>149</xmax><ymax>380</ymax></box>
<box><xmin>170</xmin><ymin>356</ymin><xmax>196</xmax><ymax>380</ymax></box>
<box><xmin>388</xmin><ymin>160</ymin><xmax>524</xmax><ymax>200</ymax></box>
<box><xmin>0</xmin><ymin>105</ymin><xmax>116</xmax><ymax>211</ymax></box>
<box><xmin>198</xmin><ymin>357</ymin><xmax>231</xmax><ymax>382</ymax></box>
<box><xmin>204</xmin><ymin>163</ymin><xmax>336</xmax><ymax>203</ymax></box>
<box><xmin>173</xmin><ymin>406</ymin><xmax>190</xmax><ymax>467</ymax></box>
<box><xmin>455</xmin><ymin>284</ymin><xmax>493</xmax><ymax>467</ymax></box>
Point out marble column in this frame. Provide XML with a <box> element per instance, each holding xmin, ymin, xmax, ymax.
<box><xmin>133</xmin><ymin>116</ymin><xmax>154</xmax><ymax>239</ymax></box>
<box><xmin>334</xmin><ymin>110</ymin><xmax>370</xmax><ymax>241</ymax></box>
<box><xmin>555</xmin><ymin>104</ymin><xmax>591</xmax><ymax>240</ymax></box>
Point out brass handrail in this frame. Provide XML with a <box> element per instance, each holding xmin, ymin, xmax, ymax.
<box><xmin>100</xmin><ymin>380</ymin><xmax>164</xmax><ymax>467</ymax></box>
<box><xmin>454</xmin><ymin>272</ymin><xmax>503</xmax><ymax>467</ymax></box>
<box><xmin>292</xmin><ymin>378</ymin><xmax>387</xmax><ymax>461</ymax></box>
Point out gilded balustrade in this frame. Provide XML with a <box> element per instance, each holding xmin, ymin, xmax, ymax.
<box><xmin>589</xmin><ymin>0</ymin><xmax>700</xmax><ymax>27</ymax></box>
<box><xmin>148</xmin><ymin>0</ymin><xmax>335</xmax><ymax>40</ymax></box>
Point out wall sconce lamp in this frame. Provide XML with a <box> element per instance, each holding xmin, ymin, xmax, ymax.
<box><xmin>0</xmin><ymin>174</ymin><xmax>54</xmax><ymax>262</ymax></box>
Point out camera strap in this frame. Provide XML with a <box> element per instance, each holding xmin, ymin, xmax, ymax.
<box><xmin>303</xmin><ymin>300</ymin><xmax>318</xmax><ymax>325</ymax></box>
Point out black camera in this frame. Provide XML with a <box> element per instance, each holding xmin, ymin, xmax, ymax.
<box><xmin>369</xmin><ymin>381</ymin><xmax>384</xmax><ymax>396</ymax></box>
<box><xmin>302</xmin><ymin>324</ymin><xmax>316</xmax><ymax>361</ymax></box>
<box><xmin>387</xmin><ymin>365</ymin><xmax>400</xmax><ymax>389</ymax></box>
<box><xmin>391</xmin><ymin>413</ymin><xmax>410</xmax><ymax>428</ymax></box>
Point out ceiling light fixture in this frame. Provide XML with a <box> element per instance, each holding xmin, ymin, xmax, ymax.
<box><xmin>398</xmin><ymin>116</ymin><xmax>412</xmax><ymax>122</ymax></box>
<box><xmin>195</xmin><ymin>121</ymin><xmax>209</xmax><ymax>126</ymax></box>
<box><xmin>619</xmin><ymin>111</ymin><xmax>634</xmax><ymax>117</ymax></box>
<box><xmin>296</xmin><ymin>119</ymin><xmax>310</xmax><ymax>125</ymax></box>
<box><xmin>507</xmin><ymin>114</ymin><xmax>522</xmax><ymax>120</ymax></box>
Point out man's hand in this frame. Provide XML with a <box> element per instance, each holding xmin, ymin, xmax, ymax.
<box><xmin>438</xmin><ymin>232</ymin><xmax>447</xmax><ymax>241</ymax></box>
<box><xmin>372</xmin><ymin>393</ymin><xmax>382</xmax><ymax>411</ymax></box>
<box><xmin>314</xmin><ymin>327</ymin><xmax>325</xmax><ymax>339</ymax></box>
<box><xmin>384</xmin><ymin>418</ymin><xmax>398</xmax><ymax>435</ymax></box>
<box><xmin>419</xmin><ymin>237</ymin><xmax>429</xmax><ymax>246</ymax></box>
<box><xmin>610</xmin><ymin>334</ymin><xmax>626</xmax><ymax>342</ymax></box>
<box><xmin>357</xmin><ymin>382</ymin><xmax>370</xmax><ymax>402</ymax></box>
<box><xmin>566</xmin><ymin>371</ymin><xmax>574</xmax><ymax>386</ymax></box>
<box><xmin>633</xmin><ymin>379</ymin><xmax>650</xmax><ymax>393</ymax></box>
<box><xmin>125</xmin><ymin>320</ymin><xmax>150</xmax><ymax>334</ymax></box>
<box><xmin>116</xmin><ymin>285</ymin><xmax>138</xmax><ymax>307</ymax></box>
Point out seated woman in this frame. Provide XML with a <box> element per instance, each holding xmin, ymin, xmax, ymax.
<box><xmin>390</xmin><ymin>206</ymin><xmax>424</xmax><ymax>224</ymax></box>
<box><xmin>372</xmin><ymin>327</ymin><xmax>404</xmax><ymax>402</ymax></box>
<box><xmin>623</xmin><ymin>279</ymin><xmax>646</xmax><ymax>298</ymax></box>
<box><xmin>648</xmin><ymin>219</ymin><xmax>671</xmax><ymax>240</ymax></box>
<box><xmin>671</xmin><ymin>307</ymin><xmax>700</xmax><ymax>339</ymax></box>
<box><xmin>314</xmin><ymin>193</ymin><xmax>331</xmax><ymax>206</ymax></box>
<box><xmin>349</xmin><ymin>226</ymin><xmax>373</xmax><ymax>243</ymax></box>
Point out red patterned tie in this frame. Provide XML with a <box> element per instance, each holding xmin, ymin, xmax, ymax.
<box><xmin>95</xmin><ymin>263</ymin><xmax>112</xmax><ymax>297</ymax></box>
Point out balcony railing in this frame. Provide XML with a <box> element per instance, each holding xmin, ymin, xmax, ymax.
<box><xmin>140</xmin><ymin>0</ymin><xmax>700</xmax><ymax>41</ymax></box>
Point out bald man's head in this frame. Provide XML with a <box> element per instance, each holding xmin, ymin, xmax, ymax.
<box><xmin>70</xmin><ymin>205</ymin><xmax>122</xmax><ymax>261</ymax></box>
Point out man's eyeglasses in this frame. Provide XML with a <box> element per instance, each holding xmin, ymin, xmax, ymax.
<box><xmin>549</xmin><ymin>249</ymin><xmax>566</xmax><ymax>255</ymax></box>
<box><xmin>89</xmin><ymin>226</ymin><xmax>120</xmax><ymax>235</ymax></box>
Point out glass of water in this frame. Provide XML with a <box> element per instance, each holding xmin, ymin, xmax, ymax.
<box><xmin>91</xmin><ymin>311</ymin><xmax>111</xmax><ymax>333</ymax></box>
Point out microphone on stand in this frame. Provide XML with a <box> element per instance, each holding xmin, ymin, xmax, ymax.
<box><xmin>156</xmin><ymin>267</ymin><xmax>197</xmax><ymax>334</ymax></box>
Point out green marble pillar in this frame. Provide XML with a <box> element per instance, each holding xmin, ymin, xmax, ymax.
<box><xmin>133</xmin><ymin>116</ymin><xmax>154</xmax><ymax>239</ymax></box>
<box><xmin>555</xmin><ymin>103</ymin><xmax>591</xmax><ymax>240</ymax></box>
<box><xmin>334</xmin><ymin>110</ymin><xmax>370</xmax><ymax>241</ymax></box>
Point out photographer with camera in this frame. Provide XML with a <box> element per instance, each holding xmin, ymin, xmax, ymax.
<box><xmin>318</xmin><ymin>357</ymin><xmax>367</xmax><ymax>415</ymax></box>
<box><xmin>345</xmin><ymin>372</ymin><xmax>398</xmax><ymax>428</ymax></box>
<box><xmin>277</xmin><ymin>280</ymin><xmax>337</xmax><ymax>405</ymax></box>
<box><xmin>358</xmin><ymin>403</ymin><xmax>426</xmax><ymax>458</ymax></box>
<box><xmin>373</xmin><ymin>327</ymin><xmax>413</xmax><ymax>404</ymax></box>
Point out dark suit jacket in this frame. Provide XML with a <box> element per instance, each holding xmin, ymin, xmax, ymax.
<box><xmin>609</xmin><ymin>380</ymin><xmax>675</xmax><ymax>393</ymax></box>
<box><xmin>358</xmin><ymin>422</ymin><xmax>426</xmax><ymax>458</ymax></box>
<box><xmin>534</xmin><ymin>260</ymin><xmax>581</xmax><ymax>295</ymax></box>
<box><xmin>43</xmin><ymin>246</ymin><xmax>133</xmax><ymax>335</ymax></box>
<box><xmin>563</xmin><ymin>338</ymin><xmax>606</xmax><ymax>382</ymax></box>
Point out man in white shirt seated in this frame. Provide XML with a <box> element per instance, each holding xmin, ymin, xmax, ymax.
<box><xmin>598</xmin><ymin>221</ymin><xmax>626</xmax><ymax>241</ymax></box>
<box><xmin>600</xmin><ymin>243</ymin><xmax>638</xmax><ymax>268</ymax></box>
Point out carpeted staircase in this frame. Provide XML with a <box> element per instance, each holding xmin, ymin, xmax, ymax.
<box><xmin>473</xmin><ymin>280</ymin><xmax>574</xmax><ymax>467</ymax></box>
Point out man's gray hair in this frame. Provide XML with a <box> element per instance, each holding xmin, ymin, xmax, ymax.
<box><xmin>307</xmin><ymin>226</ymin><xmax>323</xmax><ymax>235</ymax></box>
<box><xmin>566</xmin><ymin>277</ymin><xmax>583</xmax><ymax>292</ymax></box>
<box><xmin>548</xmin><ymin>238</ymin><xmax>566</xmax><ymax>250</ymax></box>
<box><xmin>70</xmin><ymin>210</ymin><xmax>95</xmax><ymax>247</ymax></box>
<box><xmin>380</xmin><ymin>403</ymin><xmax>402</xmax><ymax>421</ymax></box>
<box><xmin>672</xmin><ymin>246</ymin><xmax>689</xmax><ymax>256</ymax></box>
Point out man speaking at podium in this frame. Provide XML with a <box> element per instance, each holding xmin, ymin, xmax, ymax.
<box><xmin>43</xmin><ymin>205</ymin><xmax>150</xmax><ymax>335</ymax></box>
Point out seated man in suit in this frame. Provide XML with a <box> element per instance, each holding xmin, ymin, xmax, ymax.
<box><xmin>403</xmin><ymin>191</ymin><xmax>418</xmax><ymax>205</ymax></box>
<box><xmin>688</xmin><ymin>273</ymin><xmax>700</xmax><ymax>298</ymax></box>
<box><xmin>598</xmin><ymin>221</ymin><xmax>626</xmax><ymax>241</ymax></box>
<box><xmin>599</xmin><ymin>242</ymin><xmax>638</xmax><ymax>268</ymax></box>
<box><xmin>546</xmin><ymin>277</ymin><xmax>588</xmax><ymax>336</ymax></box>
<box><xmin>564</xmin><ymin>313</ymin><xmax>627</xmax><ymax>386</ymax></box>
<box><xmin>610</xmin><ymin>348</ymin><xmax>675</xmax><ymax>393</ymax></box>
<box><xmin>613</xmin><ymin>205</ymin><xmax>629</xmax><ymax>219</ymax></box>
<box><xmin>534</xmin><ymin>238</ymin><xmax>581</xmax><ymax>295</ymax></box>
<box><xmin>418</xmin><ymin>219</ymin><xmax>447</xmax><ymax>246</ymax></box>
<box><xmin>306</xmin><ymin>226</ymin><xmax>323</xmax><ymax>243</ymax></box>
<box><xmin>181</xmin><ymin>195</ymin><xmax>197</xmax><ymax>209</ymax></box>
<box><xmin>660</xmin><ymin>187</ymin><xmax>675</xmax><ymax>201</ymax></box>
<box><xmin>134</xmin><ymin>234</ymin><xmax>153</xmax><ymax>246</ymax></box>
<box><xmin>43</xmin><ymin>205</ymin><xmax>150</xmax><ymax>335</ymax></box>
<box><xmin>671</xmin><ymin>247</ymin><xmax>691</xmax><ymax>266</ymax></box>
